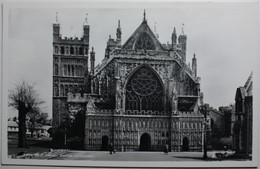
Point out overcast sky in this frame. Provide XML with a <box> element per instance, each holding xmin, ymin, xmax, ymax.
<box><xmin>6</xmin><ymin>2</ymin><xmax>258</xmax><ymax>118</ymax></box>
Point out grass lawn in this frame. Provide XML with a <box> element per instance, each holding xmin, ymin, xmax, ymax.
<box><xmin>8</xmin><ymin>137</ymin><xmax>52</xmax><ymax>156</ymax></box>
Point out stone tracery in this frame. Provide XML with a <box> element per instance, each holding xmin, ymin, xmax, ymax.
<box><xmin>125</xmin><ymin>67</ymin><xmax>164</xmax><ymax>111</ymax></box>
<box><xmin>135</xmin><ymin>33</ymin><xmax>155</xmax><ymax>51</ymax></box>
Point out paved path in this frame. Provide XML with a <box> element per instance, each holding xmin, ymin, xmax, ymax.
<box><xmin>28</xmin><ymin>150</ymin><xmax>231</xmax><ymax>161</ymax></box>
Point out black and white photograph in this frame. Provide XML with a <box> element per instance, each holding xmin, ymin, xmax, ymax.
<box><xmin>1</xmin><ymin>1</ymin><xmax>259</xmax><ymax>168</ymax></box>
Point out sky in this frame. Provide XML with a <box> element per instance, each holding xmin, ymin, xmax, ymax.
<box><xmin>6</xmin><ymin>2</ymin><xmax>258</xmax><ymax>118</ymax></box>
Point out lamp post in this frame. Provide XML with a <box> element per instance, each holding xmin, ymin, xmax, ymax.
<box><xmin>64</xmin><ymin>128</ymin><xmax>67</xmax><ymax>148</ymax></box>
<box><xmin>200</xmin><ymin>104</ymin><xmax>208</xmax><ymax>159</ymax></box>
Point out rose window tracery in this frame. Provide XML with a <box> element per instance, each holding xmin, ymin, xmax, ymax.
<box><xmin>135</xmin><ymin>33</ymin><xmax>155</xmax><ymax>50</ymax></box>
<box><xmin>131</xmin><ymin>69</ymin><xmax>157</xmax><ymax>96</ymax></box>
<box><xmin>125</xmin><ymin>67</ymin><xmax>163</xmax><ymax>111</ymax></box>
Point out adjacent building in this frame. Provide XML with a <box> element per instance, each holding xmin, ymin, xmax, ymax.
<box><xmin>233</xmin><ymin>72</ymin><xmax>253</xmax><ymax>155</ymax></box>
<box><xmin>7</xmin><ymin>120</ymin><xmax>51</xmax><ymax>138</ymax></box>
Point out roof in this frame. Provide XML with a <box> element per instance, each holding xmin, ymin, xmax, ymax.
<box><xmin>122</xmin><ymin>20</ymin><xmax>165</xmax><ymax>51</ymax></box>
<box><xmin>235</xmin><ymin>72</ymin><xmax>253</xmax><ymax>100</ymax></box>
<box><xmin>244</xmin><ymin>71</ymin><xmax>253</xmax><ymax>89</ymax></box>
<box><xmin>8</xmin><ymin>121</ymin><xmax>18</xmax><ymax>127</ymax></box>
<box><xmin>244</xmin><ymin>71</ymin><xmax>253</xmax><ymax>96</ymax></box>
<box><xmin>208</xmin><ymin>108</ymin><xmax>224</xmax><ymax>118</ymax></box>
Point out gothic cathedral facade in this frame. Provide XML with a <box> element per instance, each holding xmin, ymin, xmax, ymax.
<box><xmin>53</xmin><ymin>12</ymin><xmax>205</xmax><ymax>152</ymax></box>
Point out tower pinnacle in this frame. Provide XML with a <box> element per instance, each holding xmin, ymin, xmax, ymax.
<box><xmin>116</xmin><ymin>20</ymin><xmax>122</xmax><ymax>42</ymax></box>
<box><xmin>143</xmin><ymin>9</ymin><xmax>146</xmax><ymax>22</ymax></box>
<box><xmin>192</xmin><ymin>53</ymin><xmax>197</xmax><ymax>77</ymax></box>
<box><xmin>90</xmin><ymin>47</ymin><xmax>95</xmax><ymax>76</ymax></box>
<box><xmin>55</xmin><ymin>12</ymin><xmax>59</xmax><ymax>24</ymax></box>
<box><xmin>172</xmin><ymin>27</ymin><xmax>177</xmax><ymax>45</ymax></box>
<box><xmin>83</xmin><ymin>13</ymin><xmax>88</xmax><ymax>25</ymax></box>
<box><xmin>181</xmin><ymin>23</ymin><xmax>185</xmax><ymax>35</ymax></box>
<box><xmin>154</xmin><ymin>22</ymin><xmax>159</xmax><ymax>38</ymax></box>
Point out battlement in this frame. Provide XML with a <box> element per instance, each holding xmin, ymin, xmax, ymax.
<box><xmin>67</xmin><ymin>93</ymin><xmax>105</xmax><ymax>103</ymax></box>
<box><xmin>67</xmin><ymin>93</ymin><xmax>88</xmax><ymax>103</ymax></box>
<box><xmin>55</xmin><ymin>36</ymin><xmax>88</xmax><ymax>44</ymax></box>
<box><xmin>53</xmin><ymin>23</ymin><xmax>89</xmax><ymax>44</ymax></box>
<box><xmin>178</xmin><ymin>110</ymin><xmax>203</xmax><ymax>117</ymax></box>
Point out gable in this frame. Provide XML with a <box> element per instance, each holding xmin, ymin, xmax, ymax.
<box><xmin>235</xmin><ymin>87</ymin><xmax>246</xmax><ymax>101</ymax></box>
<box><xmin>122</xmin><ymin>21</ymin><xmax>165</xmax><ymax>51</ymax></box>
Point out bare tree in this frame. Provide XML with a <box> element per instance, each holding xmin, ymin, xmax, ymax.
<box><xmin>9</xmin><ymin>80</ymin><xmax>44</xmax><ymax>148</ymax></box>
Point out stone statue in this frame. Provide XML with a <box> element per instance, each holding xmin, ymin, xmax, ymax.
<box><xmin>87</xmin><ymin>97</ymin><xmax>96</xmax><ymax>112</ymax></box>
<box><xmin>116</xmin><ymin>91</ymin><xmax>122</xmax><ymax>109</ymax></box>
<box><xmin>172</xmin><ymin>86</ymin><xmax>178</xmax><ymax>112</ymax></box>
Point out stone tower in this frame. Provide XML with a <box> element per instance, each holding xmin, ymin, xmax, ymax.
<box><xmin>52</xmin><ymin>15</ymin><xmax>90</xmax><ymax>130</ymax></box>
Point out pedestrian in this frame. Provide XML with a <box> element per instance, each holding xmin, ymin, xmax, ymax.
<box><xmin>110</xmin><ymin>143</ymin><xmax>113</xmax><ymax>155</ymax></box>
<box><xmin>164</xmin><ymin>144</ymin><xmax>168</xmax><ymax>155</ymax></box>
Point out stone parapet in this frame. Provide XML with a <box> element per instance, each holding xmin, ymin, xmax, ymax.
<box><xmin>56</xmin><ymin>37</ymin><xmax>88</xmax><ymax>45</ymax></box>
<box><xmin>67</xmin><ymin>93</ymin><xmax>88</xmax><ymax>103</ymax></box>
<box><xmin>87</xmin><ymin>109</ymin><xmax>114</xmax><ymax>115</ymax></box>
<box><xmin>124</xmin><ymin>110</ymin><xmax>167</xmax><ymax>116</ymax></box>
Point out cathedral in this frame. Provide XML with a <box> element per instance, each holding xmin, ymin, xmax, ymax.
<box><xmin>52</xmin><ymin>11</ymin><xmax>205</xmax><ymax>152</ymax></box>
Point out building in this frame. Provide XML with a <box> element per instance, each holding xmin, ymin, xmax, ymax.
<box><xmin>219</xmin><ymin>106</ymin><xmax>235</xmax><ymax>138</ymax></box>
<box><xmin>233</xmin><ymin>72</ymin><xmax>253</xmax><ymax>155</ymax></box>
<box><xmin>52</xmin><ymin>11</ymin><xmax>205</xmax><ymax>151</ymax></box>
<box><xmin>7</xmin><ymin>120</ymin><xmax>19</xmax><ymax>137</ymax></box>
<box><xmin>52</xmin><ymin>15</ymin><xmax>89</xmax><ymax>129</ymax></box>
<box><xmin>208</xmin><ymin>106</ymin><xmax>235</xmax><ymax>150</ymax></box>
<box><xmin>8</xmin><ymin>120</ymin><xmax>51</xmax><ymax>138</ymax></box>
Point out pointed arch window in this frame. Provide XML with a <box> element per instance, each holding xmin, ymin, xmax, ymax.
<box><xmin>70</xmin><ymin>47</ymin><xmax>74</xmax><ymax>55</ymax></box>
<box><xmin>79</xmin><ymin>47</ymin><xmax>84</xmax><ymax>55</ymax></box>
<box><xmin>125</xmin><ymin>67</ymin><xmax>163</xmax><ymax>111</ymax></box>
<box><xmin>54</xmin><ymin>64</ymin><xmax>59</xmax><ymax>75</ymax></box>
<box><xmin>60</xmin><ymin>85</ymin><xmax>64</xmax><ymax>96</ymax></box>
<box><xmin>135</xmin><ymin>33</ymin><xmax>155</xmax><ymax>50</ymax></box>
<box><xmin>64</xmin><ymin>65</ymin><xmax>67</xmax><ymax>76</ymax></box>
<box><xmin>60</xmin><ymin>46</ymin><xmax>65</xmax><ymax>54</ymax></box>
<box><xmin>65</xmin><ymin>85</ymin><xmax>68</xmax><ymax>96</ymax></box>
<box><xmin>54</xmin><ymin>46</ymin><xmax>59</xmax><ymax>54</ymax></box>
<box><xmin>54</xmin><ymin>84</ymin><xmax>59</xmax><ymax>96</ymax></box>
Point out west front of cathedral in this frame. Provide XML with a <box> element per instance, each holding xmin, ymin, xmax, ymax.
<box><xmin>52</xmin><ymin>11</ymin><xmax>205</xmax><ymax>152</ymax></box>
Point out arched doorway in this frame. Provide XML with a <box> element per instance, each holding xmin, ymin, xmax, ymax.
<box><xmin>140</xmin><ymin>133</ymin><xmax>151</xmax><ymax>151</ymax></box>
<box><xmin>101</xmin><ymin>136</ymin><xmax>109</xmax><ymax>150</ymax></box>
<box><xmin>182</xmin><ymin>137</ymin><xmax>189</xmax><ymax>151</ymax></box>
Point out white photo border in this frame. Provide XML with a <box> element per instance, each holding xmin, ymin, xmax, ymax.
<box><xmin>1</xmin><ymin>0</ymin><xmax>259</xmax><ymax>168</ymax></box>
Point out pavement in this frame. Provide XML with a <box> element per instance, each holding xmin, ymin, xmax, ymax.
<box><xmin>12</xmin><ymin>150</ymin><xmax>249</xmax><ymax>161</ymax></box>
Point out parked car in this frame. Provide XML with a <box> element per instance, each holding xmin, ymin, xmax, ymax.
<box><xmin>214</xmin><ymin>150</ymin><xmax>235</xmax><ymax>159</ymax></box>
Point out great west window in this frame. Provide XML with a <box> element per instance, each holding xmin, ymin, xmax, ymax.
<box><xmin>125</xmin><ymin>67</ymin><xmax>163</xmax><ymax>111</ymax></box>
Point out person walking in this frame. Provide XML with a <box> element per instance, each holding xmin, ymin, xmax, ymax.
<box><xmin>109</xmin><ymin>143</ymin><xmax>114</xmax><ymax>155</ymax></box>
<box><xmin>164</xmin><ymin>144</ymin><xmax>169</xmax><ymax>155</ymax></box>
